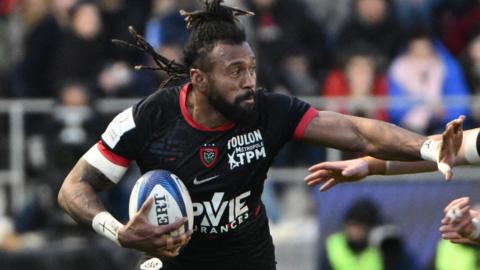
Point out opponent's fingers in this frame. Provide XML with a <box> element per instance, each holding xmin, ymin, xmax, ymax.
<box><xmin>444</xmin><ymin>197</ymin><xmax>470</xmax><ymax>212</ymax></box>
<box><xmin>441</xmin><ymin>217</ymin><xmax>450</xmax><ymax>225</ymax></box>
<box><xmin>304</xmin><ymin>170</ymin><xmax>332</xmax><ymax>183</ymax></box>
<box><xmin>444</xmin><ymin>199</ymin><xmax>470</xmax><ymax>216</ymax></box>
<box><xmin>437</xmin><ymin>163</ymin><xmax>452</xmax><ymax>181</ymax></box>
<box><xmin>445</xmin><ymin>205</ymin><xmax>470</xmax><ymax>224</ymax></box>
<box><xmin>441</xmin><ymin>230</ymin><xmax>463</xmax><ymax>240</ymax></box>
<box><xmin>450</xmin><ymin>238</ymin><xmax>478</xmax><ymax>245</ymax></box>
<box><xmin>319</xmin><ymin>178</ymin><xmax>337</xmax><ymax>192</ymax></box>
<box><xmin>439</xmin><ymin>224</ymin><xmax>455</xmax><ymax>234</ymax></box>
<box><xmin>453</xmin><ymin>216</ymin><xmax>475</xmax><ymax>237</ymax></box>
<box><xmin>451</xmin><ymin>115</ymin><xmax>465</xmax><ymax>133</ymax></box>
<box><xmin>306</xmin><ymin>177</ymin><xmax>326</xmax><ymax>187</ymax></box>
<box><xmin>308</xmin><ymin>162</ymin><xmax>345</xmax><ymax>172</ymax></box>
<box><xmin>444</xmin><ymin>115</ymin><xmax>465</xmax><ymax>135</ymax></box>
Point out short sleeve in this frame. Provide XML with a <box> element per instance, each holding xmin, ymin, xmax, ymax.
<box><xmin>260</xmin><ymin>92</ymin><xmax>317</xmax><ymax>145</ymax></box>
<box><xmin>83</xmin><ymin>98</ymin><xmax>162</xmax><ymax>183</ymax></box>
<box><xmin>463</xmin><ymin>129</ymin><xmax>480</xmax><ymax>165</ymax></box>
<box><xmin>476</xmin><ymin>131</ymin><xmax>480</xmax><ymax>155</ymax></box>
<box><xmin>101</xmin><ymin>99</ymin><xmax>161</xmax><ymax>160</ymax></box>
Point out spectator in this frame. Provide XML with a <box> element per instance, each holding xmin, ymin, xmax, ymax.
<box><xmin>135</xmin><ymin>0</ymin><xmax>193</xmax><ymax>95</ymax></box>
<box><xmin>323</xmin><ymin>199</ymin><xmax>383</xmax><ymax>270</ymax></box>
<box><xmin>304</xmin><ymin>0</ymin><xmax>351</xmax><ymax>42</ymax></box>
<box><xmin>99</xmin><ymin>0</ymin><xmax>150</xmax><ymax>64</ymax></box>
<box><xmin>15</xmin><ymin>0</ymin><xmax>78</xmax><ymax>97</ymax></box>
<box><xmin>277</xmin><ymin>47</ymin><xmax>319</xmax><ymax>96</ymax></box>
<box><xmin>0</xmin><ymin>0</ymin><xmax>16</xmax><ymax>97</ymax></box>
<box><xmin>393</xmin><ymin>0</ymin><xmax>437</xmax><ymax>29</ymax></box>
<box><xmin>460</xmin><ymin>29</ymin><xmax>480</xmax><ymax>125</ymax></box>
<box><xmin>434</xmin><ymin>0</ymin><xmax>479</xmax><ymax>55</ymax></box>
<box><xmin>387</xmin><ymin>27</ymin><xmax>470</xmax><ymax>134</ymax></box>
<box><xmin>48</xmin><ymin>1</ymin><xmax>108</xmax><ymax>97</ymax></box>
<box><xmin>335</xmin><ymin>0</ymin><xmax>403</xmax><ymax>68</ymax></box>
<box><xmin>435</xmin><ymin>239</ymin><xmax>480</xmax><ymax>270</ymax></box>
<box><xmin>460</xmin><ymin>28</ymin><xmax>480</xmax><ymax>94</ymax></box>
<box><xmin>322</xmin><ymin>44</ymin><xmax>389</xmax><ymax>121</ymax></box>
<box><xmin>15</xmin><ymin>81</ymin><xmax>104</xmax><ymax>233</ymax></box>
<box><xmin>370</xmin><ymin>225</ymin><xmax>419</xmax><ymax>270</ymax></box>
<box><xmin>246</xmin><ymin>0</ymin><xmax>327</xmax><ymax>91</ymax></box>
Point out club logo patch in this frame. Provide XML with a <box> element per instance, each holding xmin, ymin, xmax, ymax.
<box><xmin>199</xmin><ymin>144</ymin><xmax>218</xmax><ymax>168</ymax></box>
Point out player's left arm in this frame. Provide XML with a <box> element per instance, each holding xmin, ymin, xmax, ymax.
<box><xmin>305</xmin><ymin>116</ymin><xmax>467</xmax><ymax>190</ymax></box>
<box><xmin>300</xmin><ymin>111</ymin><xmax>427</xmax><ymax>161</ymax></box>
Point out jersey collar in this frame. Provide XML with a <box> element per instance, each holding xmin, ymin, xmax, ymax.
<box><xmin>179</xmin><ymin>83</ymin><xmax>236</xmax><ymax>132</ymax></box>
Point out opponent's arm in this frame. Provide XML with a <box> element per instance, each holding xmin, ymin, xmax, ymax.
<box><xmin>364</xmin><ymin>127</ymin><xmax>478</xmax><ymax>176</ymax></box>
<box><xmin>58</xmin><ymin>158</ymin><xmax>190</xmax><ymax>256</ymax></box>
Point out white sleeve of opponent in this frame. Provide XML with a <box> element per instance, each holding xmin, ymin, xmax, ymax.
<box><xmin>464</xmin><ymin>130</ymin><xmax>480</xmax><ymax>164</ymax></box>
<box><xmin>82</xmin><ymin>142</ymin><xmax>130</xmax><ymax>184</ymax></box>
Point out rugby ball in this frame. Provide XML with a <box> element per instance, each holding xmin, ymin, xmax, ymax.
<box><xmin>129</xmin><ymin>170</ymin><xmax>194</xmax><ymax>236</ymax></box>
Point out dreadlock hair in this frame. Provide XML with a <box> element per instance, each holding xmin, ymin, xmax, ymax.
<box><xmin>113</xmin><ymin>0</ymin><xmax>253</xmax><ymax>87</ymax></box>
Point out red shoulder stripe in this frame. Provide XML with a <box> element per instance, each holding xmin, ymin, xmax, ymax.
<box><xmin>293</xmin><ymin>107</ymin><xmax>318</xmax><ymax>140</ymax></box>
<box><xmin>97</xmin><ymin>141</ymin><xmax>130</xmax><ymax>167</ymax></box>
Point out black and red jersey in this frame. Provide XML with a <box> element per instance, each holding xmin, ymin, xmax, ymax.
<box><xmin>87</xmin><ymin>83</ymin><xmax>317</xmax><ymax>269</ymax></box>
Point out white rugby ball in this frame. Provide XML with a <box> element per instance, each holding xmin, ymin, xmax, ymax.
<box><xmin>129</xmin><ymin>170</ymin><xmax>194</xmax><ymax>236</ymax></box>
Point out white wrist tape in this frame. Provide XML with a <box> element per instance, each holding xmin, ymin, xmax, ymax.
<box><xmin>464</xmin><ymin>131</ymin><xmax>480</xmax><ymax>164</ymax></box>
<box><xmin>420</xmin><ymin>139</ymin><xmax>441</xmax><ymax>162</ymax></box>
<box><xmin>92</xmin><ymin>211</ymin><xmax>124</xmax><ymax>246</ymax></box>
<box><xmin>469</xmin><ymin>218</ymin><xmax>480</xmax><ymax>240</ymax></box>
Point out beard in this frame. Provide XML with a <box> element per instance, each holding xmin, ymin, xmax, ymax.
<box><xmin>206</xmin><ymin>84</ymin><xmax>257</xmax><ymax>124</ymax></box>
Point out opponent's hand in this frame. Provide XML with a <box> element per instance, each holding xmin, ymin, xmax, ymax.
<box><xmin>304</xmin><ymin>158</ymin><xmax>369</xmax><ymax>191</ymax></box>
<box><xmin>440</xmin><ymin>197</ymin><xmax>480</xmax><ymax>245</ymax></box>
<box><xmin>439</xmin><ymin>222</ymin><xmax>478</xmax><ymax>245</ymax></box>
<box><xmin>438</xmin><ymin>115</ymin><xmax>464</xmax><ymax>181</ymax></box>
<box><xmin>118</xmin><ymin>197</ymin><xmax>192</xmax><ymax>257</ymax></box>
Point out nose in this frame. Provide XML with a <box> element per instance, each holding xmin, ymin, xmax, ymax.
<box><xmin>241</xmin><ymin>69</ymin><xmax>256</xmax><ymax>90</ymax></box>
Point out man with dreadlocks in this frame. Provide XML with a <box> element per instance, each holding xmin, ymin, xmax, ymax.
<box><xmin>58</xmin><ymin>1</ymin><xmax>460</xmax><ymax>269</ymax></box>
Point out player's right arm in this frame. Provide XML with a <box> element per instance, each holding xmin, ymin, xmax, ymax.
<box><xmin>58</xmin><ymin>104</ymin><xmax>191</xmax><ymax>257</ymax></box>
<box><xmin>58</xmin><ymin>155</ymin><xmax>190</xmax><ymax>257</ymax></box>
<box><xmin>305</xmin><ymin>117</ymin><xmax>477</xmax><ymax>191</ymax></box>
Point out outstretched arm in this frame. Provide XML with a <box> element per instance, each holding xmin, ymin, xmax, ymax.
<box><xmin>301</xmin><ymin>111</ymin><xmax>427</xmax><ymax>161</ymax></box>
<box><xmin>304</xmin><ymin>116</ymin><xmax>468</xmax><ymax>191</ymax></box>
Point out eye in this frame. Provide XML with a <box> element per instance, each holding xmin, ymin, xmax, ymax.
<box><xmin>231</xmin><ymin>68</ymin><xmax>241</xmax><ymax>77</ymax></box>
<box><xmin>249</xmin><ymin>66</ymin><xmax>256</xmax><ymax>74</ymax></box>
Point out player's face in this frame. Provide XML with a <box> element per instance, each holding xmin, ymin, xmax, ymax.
<box><xmin>205</xmin><ymin>42</ymin><xmax>257</xmax><ymax>123</ymax></box>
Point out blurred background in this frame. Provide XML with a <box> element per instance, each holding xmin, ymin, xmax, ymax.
<box><xmin>1</xmin><ymin>0</ymin><xmax>480</xmax><ymax>269</ymax></box>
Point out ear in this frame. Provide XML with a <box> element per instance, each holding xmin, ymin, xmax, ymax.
<box><xmin>190</xmin><ymin>68</ymin><xmax>208</xmax><ymax>93</ymax></box>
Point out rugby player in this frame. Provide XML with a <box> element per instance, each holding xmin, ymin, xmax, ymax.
<box><xmin>58</xmin><ymin>1</ymin><xmax>459</xmax><ymax>269</ymax></box>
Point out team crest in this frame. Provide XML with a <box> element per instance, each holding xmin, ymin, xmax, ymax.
<box><xmin>199</xmin><ymin>145</ymin><xmax>218</xmax><ymax>168</ymax></box>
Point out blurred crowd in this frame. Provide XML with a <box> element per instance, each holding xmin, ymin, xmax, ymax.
<box><xmin>0</xmin><ymin>0</ymin><xmax>479</xmax><ymax>125</ymax></box>
<box><xmin>1</xmin><ymin>0</ymin><xmax>480</xmax><ymax>269</ymax></box>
